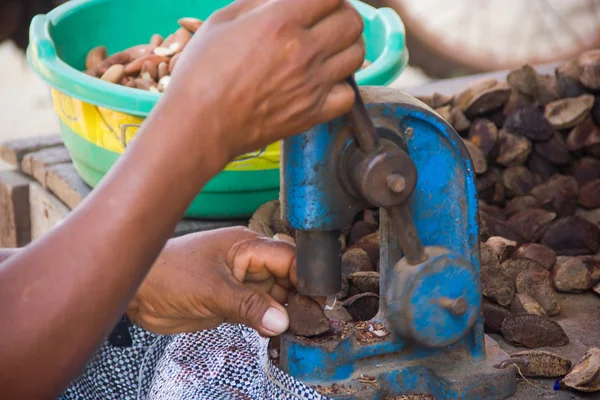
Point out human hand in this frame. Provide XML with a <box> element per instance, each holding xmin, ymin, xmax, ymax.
<box><xmin>127</xmin><ymin>227</ymin><xmax>297</xmax><ymax>336</ymax></box>
<box><xmin>161</xmin><ymin>0</ymin><xmax>365</xmax><ymax>162</ymax></box>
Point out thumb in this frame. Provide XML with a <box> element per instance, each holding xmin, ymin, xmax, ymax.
<box><xmin>222</xmin><ymin>281</ymin><xmax>289</xmax><ymax>336</ymax></box>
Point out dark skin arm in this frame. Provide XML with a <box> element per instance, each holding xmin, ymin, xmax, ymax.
<box><xmin>0</xmin><ymin>0</ymin><xmax>364</xmax><ymax>398</ymax></box>
<box><xmin>0</xmin><ymin>249</ymin><xmax>16</xmax><ymax>263</ymax></box>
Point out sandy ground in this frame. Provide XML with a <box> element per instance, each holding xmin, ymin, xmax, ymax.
<box><xmin>0</xmin><ymin>41</ymin><xmax>431</xmax><ymax>142</ymax></box>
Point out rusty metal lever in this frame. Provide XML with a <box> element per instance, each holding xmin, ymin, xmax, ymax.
<box><xmin>346</xmin><ymin>76</ymin><xmax>381</xmax><ymax>153</ymax></box>
<box><xmin>345</xmin><ymin>76</ymin><xmax>427</xmax><ymax>265</ymax></box>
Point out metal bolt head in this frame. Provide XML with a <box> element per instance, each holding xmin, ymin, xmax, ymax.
<box><xmin>387</xmin><ymin>174</ymin><xmax>406</xmax><ymax>193</ymax></box>
<box><xmin>439</xmin><ymin>297</ymin><xmax>468</xmax><ymax>316</ymax></box>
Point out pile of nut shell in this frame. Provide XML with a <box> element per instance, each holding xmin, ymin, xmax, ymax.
<box><xmin>83</xmin><ymin>17</ymin><xmax>203</xmax><ymax>92</ymax></box>
<box><xmin>249</xmin><ymin>49</ymin><xmax>600</xmax><ymax>392</ymax></box>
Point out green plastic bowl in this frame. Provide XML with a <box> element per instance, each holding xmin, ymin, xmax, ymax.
<box><xmin>27</xmin><ymin>0</ymin><xmax>408</xmax><ymax>219</ymax></box>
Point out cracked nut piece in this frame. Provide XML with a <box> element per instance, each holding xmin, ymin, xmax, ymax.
<box><xmin>501</xmin><ymin>313</ymin><xmax>568</xmax><ymax>348</ymax></box>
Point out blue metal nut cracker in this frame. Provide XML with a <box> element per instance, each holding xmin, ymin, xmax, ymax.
<box><xmin>279</xmin><ymin>85</ymin><xmax>517</xmax><ymax>399</ymax></box>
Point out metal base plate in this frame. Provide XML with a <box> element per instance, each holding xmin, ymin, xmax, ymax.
<box><xmin>303</xmin><ymin>336</ymin><xmax>516</xmax><ymax>400</ymax></box>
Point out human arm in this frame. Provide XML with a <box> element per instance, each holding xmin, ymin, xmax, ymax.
<box><xmin>0</xmin><ymin>0</ymin><xmax>364</xmax><ymax>398</ymax></box>
<box><xmin>0</xmin><ymin>248</ymin><xmax>17</xmax><ymax>263</ymax></box>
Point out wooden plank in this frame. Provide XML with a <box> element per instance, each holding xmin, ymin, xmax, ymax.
<box><xmin>0</xmin><ymin>134</ymin><xmax>63</xmax><ymax>168</ymax></box>
<box><xmin>45</xmin><ymin>163</ymin><xmax>91</xmax><ymax>210</ymax></box>
<box><xmin>0</xmin><ymin>170</ymin><xmax>33</xmax><ymax>247</ymax></box>
<box><xmin>21</xmin><ymin>146</ymin><xmax>72</xmax><ymax>185</ymax></box>
<box><xmin>29</xmin><ymin>182</ymin><xmax>70</xmax><ymax>240</ymax></box>
<box><xmin>173</xmin><ymin>219</ymin><xmax>247</xmax><ymax>237</ymax></box>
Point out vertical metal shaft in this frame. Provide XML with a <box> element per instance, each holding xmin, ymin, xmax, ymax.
<box><xmin>295</xmin><ymin>230</ymin><xmax>342</xmax><ymax>296</ymax></box>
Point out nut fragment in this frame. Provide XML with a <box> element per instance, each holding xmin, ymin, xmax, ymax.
<box><xmin>510</xmin><ymin>350</ymin><xmax>572</xmax><ymax>378</ymax></box>
<box><xmin>501</xmin><ymin>313</ymin><xmax>568</xmax><ymax>348</ymax></box>
<box><xmin>85</xmin><ymin>45</ymin><xmax>107</xmax><ymax>70</ymax></box>
<box><xmin>455</xmin><ymin>79</ymin><xmax>511</xmax><ymax>116</ymax></box>
<box><xmin>468</xmin><ymin>118</ymin><xmax>498</xmax><ymax>156</ymax></box>
<box><xmin>544</xmin><ymin>94</ymin><xmax>595</xmax><ymax>129</ymax></box>
<box><xmin>507</xmin><ymin>64</ymin><xmax>539</xmax><ymax>97</ymax></box>
<box><xmin>324</xmin><ymin>303</ymin><xmax>353</xmax><ymax>325</ymax></box>
<box><xmin>169</xmin><ymin>52</ymin><xmax>180</xmax><ymax>74</ymax></box>
<box><xmin>150</xmin><ymin>33</ymin><xmax>163</xmax><ymax>46</ymax></box>
<box><xmin>556</xmin><ymin>60</ymin><xmax>587</xmax><ymax>98</ymax></box>
<box><xmin>157</xmin><ymin>76</ymin><xmax>171</xmax><ymax>92</ymax></box>
<box><xmin>347</xmin><ymin>271</ymin><xmax>379</xmax><ymax>294</ymax></box>
<box><xmin>416</xmin><ymin>92</ymin><xmax>453</xmax><ymax>109</ymax></box>
<box><xmin>552</xmin><ymin>256</ymin><xmax>599</xmax><ymax>293</ymax></box>
<box><xmin>504</xmin><ymin>196</ymin><xmax>541</xmax><ymax>217</ymax></box>
<box><xmin>513</xmin><ymin>243</ymin><xmax>556</xmax><ymax>270</ymax></box>
<box><xmin>592</xmin><ymin>95</ymin><xmax>600</xmax><ymax>127</ymax></box>
<box><xmin>506</xmin><ymin>208</ymin><xmax>556</xmax><ymax>242</ymax></box>
<box><xmin>527</xmin><ymin>152</ymin><xmax>558</xmax><ymax>181</ymax></box>
<box><xmin>482</xmin><ymin>299</ymin><xmax>512</xmax><ymax>333</ymax></box>
<box><xmin>481</xmin><ymin>256</ymin><xmax>516</xmax><ymax>306</ymax></box>
<box><xmin>534</xmin><ymin>132</ymin><xmax>570</xmax><ymax>165</ymax></box>
<box><xmin>530</xmin><ymin>175</ymin><xmax>579</xmax><ymax>217</ymax></box>
<box><xmin>510</xmin><ymin>293</ymin><xmax>546</xmax><ymax>316</ymax></box>
<box><xmin>123</xmin><ymin>44</ymin><xmax>156</xmax><ymax>59</ymax></box>
<box><xmin>341</xmin><ymin>248</ymin><xmax>374</xmax><ymax>275</ymax></box>
<box><xmin>502</xmin><ymin>166</ymin><xmax>535</xmax><ymax>197</ymax></box>
<box><xmin>178</xmin><ymin>17</ymin><xmax>203</xmax><ymax>33</ymax></box>
<box><xmin>94</xmin><ymin>52</ymin><xmax>130</xmax><ymax>76</ymax></box>
<box><xmin>568</xmin><ymin>157</ymin><xmax>600</xmax><ymax>186</ymax></box>
<box><xmin>121</xmin><ymin>76</ymin><xmax>135</xmax><ymax>88</ymax></box>
<box><xmin>435</xmin><ymin>106</ymin><xmax>471</xmax><ymax>132</ymax></box>
<box><xmin>157</xmin><ymin>62</ymin><xmax>169</xmax><ymax>79</ymax></box>
<box><xmin>566</xmin><ymin>116</ymin><xmax>600</xmax><ymax>152</ymax></box>
<box><xmin>462</xmin><ymin>139</ymin><xmax>487</xmax><ymax>174</ymax></box>
<box><xmin>541</xmin><ymin>216</ymin><xmax>600</xmax><ymax>256</ymax></box>
<box><xmin>287</xmin><ymin>292</ymin><xmax>331</xmax><ymax>337</ymax></box>
<box><xmin>454</xmin><ymin>78</ymin><xmax>497</xmax><ymax>109</ymax></box>
<box><xmin>503</xmin><ymin>90</ymin><xmax>533</xmax><ymax>116</ymax></box>
<box><xmin>579</xmin><ymin>179</ymin><xmax>600</xmax><ymax>209</ymax></box>
<box><xmin>578</xmin><ymin>49</ymin><xmax>600</xmax><ymax>90</ymax></box>
<box><xmin>560</xmin><ymin>348</ymin><xmax>600</xmax><ymax>392</ymax></box>
<box><xmin>124</xmin><ymin>55</ymin><xmax>170</xmax><ymax>75</ymax></box>
<box><xmin>485</xmin><ymin>236</ymin><xmax>517</xmax><ymax>262</ymax></box>
<box><xmin>100</xmin><ymin>64</ymin><xmax>125</xmax><ymax>83</ymax></box>
<box><xmin>507</xmin><ymin>64</ymin><xmax>560</xmax><ymax>105</ymax></box>
<box><xmin>515</xmin><ymin>269</ymin><xmax>560</xmax><ymax>316</ymax></box>
<box><xmin>576</xmin><ymin>207</ymin><xmax>600</xmax><ymax>226</ymax></box>
<box><xmin>500</xmin><ymin>257</ymin><xmax>547</xmax><ymax>281</ymax></box>
<box><xmin>342</xmin><ymin>293</ymin><xmax>379</xmax><ymax>321</ymax></box>
<box><xmin>503</xmin><ymin>104</ymin><xmax>554</xmax><ymax>141</ymax></box>
<box><xmin>153</xmin><ymin>46</ymin><xmax>175</xmax><ymax>57</ymax></box>
<box><xmin>496</xmin><ymin>130</ymin><xmax>532</xmax><ymax>167</ymax></box>
<box><xmin>348</xmin><ymin>220</ymin><xmax>377</xmax><ymax>246</ymax></box>
<box><xmin>140</xmin><ymin>60</ymin><xmax>158</xmax><ymax>81</ymax></box>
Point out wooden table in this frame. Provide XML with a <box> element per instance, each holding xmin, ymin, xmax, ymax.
<box><xmin>0</xmin><ymin>134</ymin><xmax>246</xmax><ymax>247</ymax></box>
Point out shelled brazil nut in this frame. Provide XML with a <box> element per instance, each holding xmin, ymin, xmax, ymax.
<box><xmin>84</xmin><ymin>17</ymin><xmax>371</xmax><ymax>93</ymax></box>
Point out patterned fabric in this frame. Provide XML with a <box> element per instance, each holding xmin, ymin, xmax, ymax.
<box><xmin>60</xmin><ymin>322</ymin><xmax>329</xmax><ymax>400</ymax></box>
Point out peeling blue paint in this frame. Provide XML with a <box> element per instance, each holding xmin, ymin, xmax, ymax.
<box><xmin>280</xmin><ymin>92</ymin><xmax>514</xmax><ymax>399</ymax></box>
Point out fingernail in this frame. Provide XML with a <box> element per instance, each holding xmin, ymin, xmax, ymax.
<box><xmin>262</xmin><ymin>307</ymin><xmax>289</xmax><ymax>334</ymax></box>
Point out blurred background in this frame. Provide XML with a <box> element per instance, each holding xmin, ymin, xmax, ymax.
<box><xmin>1</xmin><ymin>0</ymin><xmax>599</xmax><ymax>142</ymax></box>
